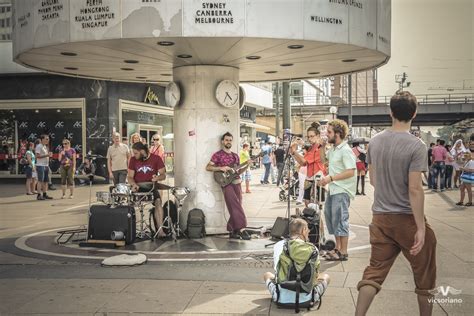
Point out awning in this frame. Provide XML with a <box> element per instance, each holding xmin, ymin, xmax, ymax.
<box><xmin>240</xmin><ymin>121</ymin><xmax>271</xmax><ymax>130</ymax></box>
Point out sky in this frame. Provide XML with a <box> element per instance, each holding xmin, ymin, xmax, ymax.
<box><xmin>377</xmin><ymin>0</ymin><xmax>473</xmax><ymax>97</ymax></box>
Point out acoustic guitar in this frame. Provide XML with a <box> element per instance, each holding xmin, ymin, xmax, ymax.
<box><xmin>213</xmin><ymin>153</ymin><xmax>264</xmax><ymax>187</ymax></box>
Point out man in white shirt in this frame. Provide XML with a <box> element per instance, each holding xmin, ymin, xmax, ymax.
<box><xmin>107</xmin><ymin>132</ymin><xmax>130</xmax><ymax>185</ymax></box>
<box><xmin>35</xmin><ymin>134</ymin><xmax>53</xmax><ymax>200</ymax></box>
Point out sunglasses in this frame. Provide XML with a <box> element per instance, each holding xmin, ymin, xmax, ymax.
<box><xmin>153</xmin><ymin>138</ymin><xmax>160</xmax><ymax>141</ymax></box>
<box><xmin>62</xmin><ymin>143</ymin><xmax>68</xmax><ymax>145</ymax></box>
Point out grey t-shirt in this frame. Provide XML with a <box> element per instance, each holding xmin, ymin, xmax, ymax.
<box><xmin>367</xmin><ymin>130</ymin><xmax>427</xmax><ymax>214</ymax></box>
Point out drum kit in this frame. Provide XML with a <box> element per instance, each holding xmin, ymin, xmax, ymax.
<box><xmin>95</xmin><ymin>182</ymin><xmax>190</xmax><ymax>242</ymax></box>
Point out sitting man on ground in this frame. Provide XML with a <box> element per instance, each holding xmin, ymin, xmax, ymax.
<box><xmin>263</xmin><ymin>218</ymin><xmax>330</xmax><ymax>311</ymax></box>
<box><xmin>128</xmin><ymin>142</ymin><xmax>167</xmax><ymax>238</ymax></box>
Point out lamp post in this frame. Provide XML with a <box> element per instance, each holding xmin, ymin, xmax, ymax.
<box><xmin>329</xmin><ymin>106</ymin><xmax>338</xmax><ymax>120</ymax></box>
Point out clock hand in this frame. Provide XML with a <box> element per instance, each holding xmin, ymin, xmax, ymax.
<box><xmin>225</xmin><ymin>92</ymin><xmax>233</xmax><ymax>101</ymax></box>
<box><xmin>171</xmin><ymin>93</ymin><xmax>177</xmax><ymax>100</ymax></box>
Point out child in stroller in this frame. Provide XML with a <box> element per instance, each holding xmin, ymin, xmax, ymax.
<box><xmin>278</xmin><ymin>170</ymin><xmax>300</xmax><ymax>201</ymax></box>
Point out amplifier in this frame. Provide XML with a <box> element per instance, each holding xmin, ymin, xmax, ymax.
<box><xmin>88</xmin><ymin>204</ymin><xmax>136</xmax><ymax>245</ymax></box>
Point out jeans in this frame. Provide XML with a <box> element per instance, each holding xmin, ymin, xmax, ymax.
<box><xmin>324</xmin><ymin>192</ymin><xmax>350</xmax><ymax>237</ymax></box>
<box><xmin>263</xmin><ymin>163</ymin><xmax>271</xmax><ymax>183</ymax></box>
<box><xmin>112</xmin><ymin>169</ymin><xmax>128</xmax><ymax>185</ymax></box>
<box><xmin>445</xmin><ymin>165</ymin><xmax>453</xmax><ymax>189</ymax></box>
<box><xmin>432</xmin><ymin>162</ymin><xmax>446</xmax><ymax>190</ymax></box>
<box><xmin>276</xmin><ymin>162</ymin><xmax>285</xmax><ymax>186</ymax></box>
<box><xmin>427</xmin><ymin>166</ymin><xmax>434</xmax><ymax>189</ymax></box>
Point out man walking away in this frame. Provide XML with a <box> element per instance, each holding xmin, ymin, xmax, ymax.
<box><xmin>427</xmin><ymin>143</ymin><xmax>435</xmax><ymax>189</ymax></box>
<box><xmin>431</xmin><ymin>140</ymin><xmax>447</xmax><ymax>192</ymax></box>
<box><xmin>107</xmin><ymin>132</ymin><xmax>130</xmax><ymax>185</ymax></box>
<box><xmin>317</xmin><ymin>120</ymin><xmax>356</xmax><ymax>261</ymax></box>
<box><xmin>35</xmin><ymin>134</ymin><xmax>53</xmax><ymax>200</ymax></box>
<box><xmin>261</xmin><ymin>141</ymin><xmax>273</xmax><ymax>184</ymax></box>
<box><xmin>355</xmin><ymin>91</ymin><xmax>437</xmax><ymax>316</ymax></box>
<box><xmin>274</xmin><ymin>144</ymin><xmax>286</xmax><ymax>186</ymax></box>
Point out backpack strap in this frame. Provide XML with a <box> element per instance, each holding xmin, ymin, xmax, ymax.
<box><xmin>295</xmin><ymin>269</ymin><xmax>301</xmax><ymax>313</ymax></box>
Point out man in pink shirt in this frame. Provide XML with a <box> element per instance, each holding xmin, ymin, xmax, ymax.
<box><xmin>432</xmin><ymin>139</ymin><xmax>448</xmax><ymax>192</ymax></box>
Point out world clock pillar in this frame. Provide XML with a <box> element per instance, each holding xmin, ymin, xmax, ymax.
<box><xmin>173</xmin><ymin>65</ymin><xmax>241</xmax><ymax>234</ymax></box>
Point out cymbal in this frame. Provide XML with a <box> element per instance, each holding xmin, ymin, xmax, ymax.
<box><xmin>136</xmin><ymin>182</ymin><xmax>173</xmax><ymax>190</ymax></box>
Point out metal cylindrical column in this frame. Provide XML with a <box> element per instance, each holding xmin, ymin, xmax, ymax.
<box><xmin>173</xmin><ymin>65</ymin><xmax>240</xmax><ymax>234</ymax></box>
<box><xmin>282</xmin><ymin>81</ymin><xmax>291</xmax><ymax>130</ymax></box>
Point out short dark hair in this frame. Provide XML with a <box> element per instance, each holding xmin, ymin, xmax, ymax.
<box><xmin>132</xmin><ymin>142</ymin><xmax>149</xmax><ymax>155</ymax></box>
<box><xmin>221</xmin><ymin>132</ymin><xmax>233</xmax><ymax>141</ymax></box>
<box><xmin>390</xmin><ymin>91</ymin><xmax>418</xmax><ymax>122</ymax></box>
<box><xmin>430</xmin><ymin>143</ymin><xmax>435</xmax><ymax>147</ymax></box>
<box><xmin>439</xmin><ymin>140</ymin><xmax>445</xmax><ymax>146</ymax></box>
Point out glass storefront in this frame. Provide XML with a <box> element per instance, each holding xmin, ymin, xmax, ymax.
<box><xmin>0</xmin><ymin>107</ymin><xmax>84</xmax><ymax>175</ymax></box>
<box><xmin>121</xmin><ymin>107</ymin><xmax>174</xmax><ymax>173</ymax></box>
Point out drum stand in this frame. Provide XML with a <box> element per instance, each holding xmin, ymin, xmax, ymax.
<box><xmin>153</xmin><ymin>188</ymin><xmax>177</xmax><ymax>241</ymax></box>
<box><xmin>134</xmin><ymin>194</ymin><xmax>154</xmax><ymax>240</ymax></box>
<box><xmin>173</xmin><ymin>199</ymin><xmax>185</xmax><ymax>239</ymax></box>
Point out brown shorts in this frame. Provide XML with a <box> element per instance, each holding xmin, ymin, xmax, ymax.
<box><xmin>357</xmin><ymin>213</ymin><xmax>437</xmax><ymax>296</ymax></box>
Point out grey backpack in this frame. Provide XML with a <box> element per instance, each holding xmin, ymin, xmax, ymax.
<box><xmin>186</xmin><ymin>208</ymin><xmax>206</xmax><ymax>239</ymax></box>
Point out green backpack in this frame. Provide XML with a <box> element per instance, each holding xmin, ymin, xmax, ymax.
<box><xmin>275</xmin><ymin>239</ymin><xmax>322</xmax><ymax>313</ymax></box>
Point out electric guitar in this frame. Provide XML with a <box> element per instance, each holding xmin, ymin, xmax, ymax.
<box><xmin>214</xmin><ymin>153</ymin><xmax>264</xmax><ymax>187</ymax></box>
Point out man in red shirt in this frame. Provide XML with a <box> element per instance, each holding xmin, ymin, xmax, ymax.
<box><xmin>431</xmin><ymin>139</ymin><xmax>448</xmax><ymax>192</ymax></box>
<box><xmin>128</xmin><ymin>142</ymin><xmax>166</xmax><ymax>238</ymax></box>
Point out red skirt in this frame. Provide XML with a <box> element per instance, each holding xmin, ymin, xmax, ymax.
<box><xmin>356</xmin><ymin>161</ymin><xmax>366</xmax><ymax>171</ymax></box>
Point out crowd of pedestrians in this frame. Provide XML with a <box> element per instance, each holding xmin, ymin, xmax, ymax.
<box><xmin>19</xmin><ymin>131</ymin><xmax>170</xmax><ymax>201</ymax></box>
<box><xmin>427</xmin><ymin>138</ymin><xmax>473</xmax><ymax>206</ymax></box>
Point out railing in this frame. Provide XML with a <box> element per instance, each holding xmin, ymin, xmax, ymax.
<box><xmin>285</xmin><ymin>93</ymin><xmax>474</xmax><ymax>107</ymax></box>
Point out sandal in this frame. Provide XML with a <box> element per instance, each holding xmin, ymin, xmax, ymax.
<box><xmin>326</xmin><ymin>250</ymin><xmax>348</xmax><ymax>261</ymax></box>
<box><xmin>455</xmin><ymin>202</ymin><xmax>464</xmax><ymax>206</ymax></box>
<box><xmin>465</xmin><ymin>202</ymin><xmax>473</xmax><ymax>207</ymax></box>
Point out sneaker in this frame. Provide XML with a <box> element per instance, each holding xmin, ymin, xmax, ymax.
<box><xmin>356</xmin><ymin>191</ymin><xmax>361</xmax><ymax>195</ymax></box>
<box><xmin>37</xmin><ymin>194</ymin><xmax>44</xmax><ymax>200</ymax></box>
<box><xmin>48</xmin><ymin>184</ymin><xmax>57</xmax><ymax>190</ymax></box>
<box><xmin>440</xmin><ymin>189</ymin><xmax>446</xmax><ymax>192</ymax></box>
<box><xmin>431</xmin><ymin>189</ymin><xmax>437</xmax><ymax>193</ymax></box>
<box><xmin>61</xmin><ymin>195</ymin><xmax>66</xmax><ymax>199</ymax></box>
<box><xmin>43</xmin><ymin>194</ymin><xmax>53</xmax><ymax>200</ymax></box>
<box><xmin>69</xmin><ymin>195</ymin><xmax>73</xmax><ymax>199</ymax></box>
<box><xmin>240</xmin><ymin>230</ymin><xmax>251</xmax><ymax>240</ymax></box>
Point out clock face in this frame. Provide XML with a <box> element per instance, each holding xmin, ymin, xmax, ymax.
<box><xmin>165</xmin><ymin>82</ymin><xmax>181</xmax><ymax>108</ymax></box>
<box><xmin>216</xmin><ymin>80</ymin><xmax>239</xmax><ymax>108</ymax></box>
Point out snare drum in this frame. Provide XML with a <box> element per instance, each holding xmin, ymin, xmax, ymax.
<box><xmin>131</xmin><ymin>191</ymin><xmax>154</xmax><ymax>204</ymax></box>
<box><xmin>113</xmin><ymin>183</ymin><xmax>131</xmax><ymax>196</ymax></box>
<box><xmin>96</xmin><ymin>191</ymin><xmax>113</xmax><ymax>204</ymax></box>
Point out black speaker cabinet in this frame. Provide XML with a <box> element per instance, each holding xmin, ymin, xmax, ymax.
<box><xmin>270</xmin><ymin>217</ymin><xmax>289</xmax><ymax>239</ymax></box>
<box><xmin>88</xmin><ymin>204</ymin><xmax>136</xmax><ymax>245</ymax></box>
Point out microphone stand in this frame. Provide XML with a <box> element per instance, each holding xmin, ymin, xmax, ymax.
<box><xmin>265</xmin><ymin>135</ymin><xmax>297</xmax><ymax>248</ymax></box>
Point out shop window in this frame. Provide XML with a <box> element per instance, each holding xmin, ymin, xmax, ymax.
<box><xmin>0</xmin><ymin>108</ymin><xmax>83</xmax><ymax>175</ymax></box>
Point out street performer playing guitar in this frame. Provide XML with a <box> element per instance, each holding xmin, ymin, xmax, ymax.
<box><xmin>206</xmin><ymin>132</ymin><xmax>251</xmax><ymax>240</ymax></box>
